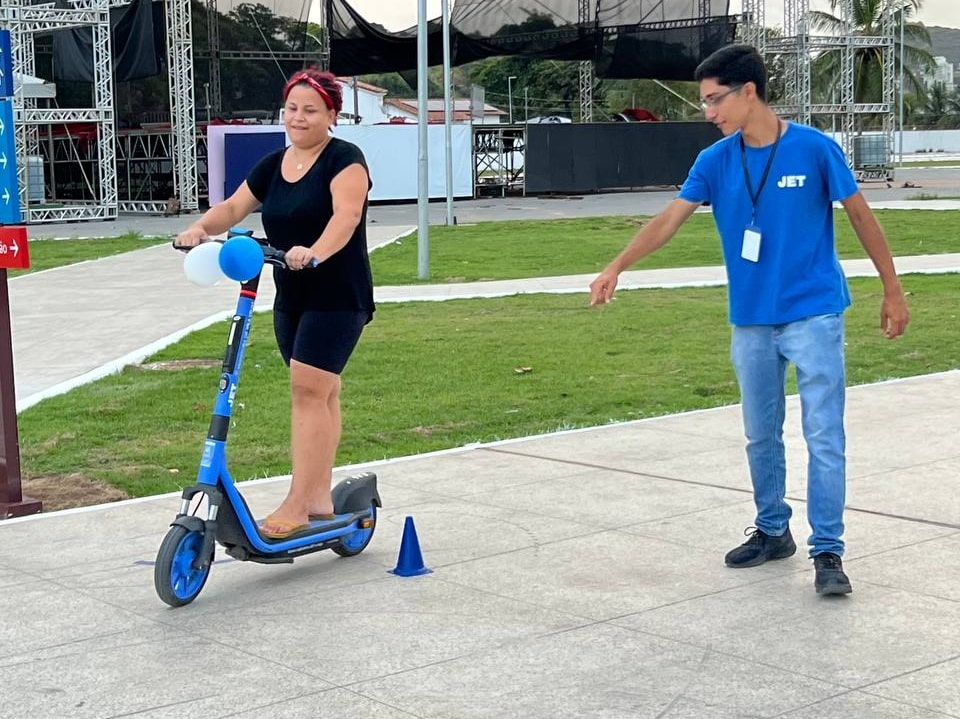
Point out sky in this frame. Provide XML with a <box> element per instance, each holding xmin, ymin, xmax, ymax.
<box><xmin>336</xmin><ymin>0</ymin><xmax>958</xmax><ymax>31</ymax></box>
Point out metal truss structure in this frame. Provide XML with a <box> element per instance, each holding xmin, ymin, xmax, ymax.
<box><xmin>116</xmin><ymin>129</ymin><xmax>207</xmax><ymax>206</ymax></box>
<box><xmin>206</xmin><ymin>0</ymin><xmax>221</xmax><ymax>118</ymax></box>
<box><xmin>578</xmin><ymin>0</ymin><xmax>595</xmax><ymax>122</ymax></box>
<box><xmin>166</xmin><ymin>0</ymin><xmax>198</xmax><ymax>213</ymax></box>
<box><xmin>740</xmin><ymin>0</ymin><xmax>766</xmax><ymax>51</ymax></box>
<box><xmin>741</xmin><ymin>0</ymin><xmax>896</xmax><ymax>181</ymax></box>
<box><xmin>0</xmin><ymin>0</ymin><xmax>197</xmax><ymax>223</ymax></box>
<box><xmin>578</xmin><ymin>61</ymin><xmax>593</xmax><ymax>122</ymax></box>
<box><xmin>1</xmin><ymin>0</ymin><xmax>117</xmax><ymax>222</ymax></box>
<box><xmin>315</xmin><ymin>0</ymin><xmax>330</xmax><ymax>71</ymax></box>
<box><xmin>474</xmin><ymin>126</ymin><xmax>525</xmax><ymax>196</ymax></box>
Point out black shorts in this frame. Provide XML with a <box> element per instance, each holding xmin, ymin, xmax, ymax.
<box><xmin>273</xmin><ymin>309</ymin><xmax>369</xmax><ymax>374</ymax></box>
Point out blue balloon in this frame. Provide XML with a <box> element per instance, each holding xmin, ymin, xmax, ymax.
<box><xmin>218</xmin><ymin>236</ymin><xmax>264</xmax><ymax>281</ymax></box>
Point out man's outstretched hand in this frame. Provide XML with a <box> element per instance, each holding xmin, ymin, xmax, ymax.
<box><xmin>589</xmin><ymin>268</ymin><xmax>619</xmax><ymax>306</ymax></box>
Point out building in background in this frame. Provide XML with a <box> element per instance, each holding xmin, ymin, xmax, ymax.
<box><xmin>383</xmin><ymin>98</ymin><xmax>506</xmax><ymax>124</ymax></box>
<box><xmin>336</xmin><ymin>77</ymin><xmax>390</xmax><ymax>124</ymax></box>
<box><xmin>922</xmin><ymin>56</ymin><xmax>956</xmax><ymax>91</ymax></box>
<box><xmin>332</xmin><ymin>81</ymin><xmax>506</xmax><ymax>125</ymax></box>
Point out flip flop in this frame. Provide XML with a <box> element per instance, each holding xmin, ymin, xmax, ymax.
<box><xmin>260</xmin><ymin>515</ymin><xmax>311</xmax><ymax>539</ymax></box>
<box><xmin>308</xmin><ymin>513</ymin><xmax>337</xmax><ymax>522</ymax></box>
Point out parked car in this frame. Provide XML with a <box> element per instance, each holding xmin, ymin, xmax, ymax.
<box><xmin>525</xmin><ymin>115</ymin><xmax>572</xmax><ymax>124</ymax></box>
<box><xmin>614</xmin><ymin>108</ymin><xmax>661</xmax><ymax>122</ymax></box>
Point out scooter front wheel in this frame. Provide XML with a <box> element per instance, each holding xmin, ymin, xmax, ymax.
<box><xmin>155</xmin><ymin>524</ymin><xmax>212</xmax><ymax>607</ymax></box>
<box><xmin>333</xmin><ymin>504</ymin><xmax>377</xmax><ymax>557</ymax></box>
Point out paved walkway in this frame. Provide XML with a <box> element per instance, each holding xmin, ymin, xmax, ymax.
<box><xmin>2</xmin><ymin>195</ymin><xmax>960</xmax><ymax>717</ymax></box>
<box><xmin>3</xmin><ymin>371</ymin><xmax>960</xmax><ymax>717</ymax></box>
<box><xmin>9</xmin><ymin>222</ymin><xmax>409</xmax><ymax>409</ymax></box>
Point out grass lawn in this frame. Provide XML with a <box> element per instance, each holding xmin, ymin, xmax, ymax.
<box><xmin>370</xmin><ymin>210</ymin><xmax>960</xmax><ymax>284</ymax></box>
<box><xmin>900</xmin><ymin>159</ymin><xmax>960</xmax><ymax>168</ymax></box>
<box><xmin>905</xmin><ymin>193</ymin><xmax>960</xmax><ymax>201</ymax></box>
<box><xmin>18</xmin><ymin>273</ymin><xmax>960</xmax><ymax>499</ymax></box>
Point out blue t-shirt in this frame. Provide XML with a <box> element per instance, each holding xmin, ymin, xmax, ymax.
<box><xmin>678</xmin><ymin>122</ymin><xmax>859</xmax><ymax>326</ymax></box>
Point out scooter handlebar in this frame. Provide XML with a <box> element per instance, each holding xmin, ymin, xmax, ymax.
<box><xmin>260</xmin><ymin>243</ymin><xmax>291</xmax><ymax>268</ymax></box>
<box><xmin>251</xmin><ymin>237</ymin><xmax>319</xmax><ymax>269</ymax></box>
<box><xmin>172</xmin><ymin>235</ymin><xmax>318</xmax><ymax>270</ymax></box>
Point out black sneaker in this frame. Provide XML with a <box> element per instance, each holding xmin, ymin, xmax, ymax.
<box><xmin>813</xmin><ymin>552</ymin><xmax>853</xmax><ymax>595</ymax></box>
<box><xmin>724</xmin><ymin>526</ymin><xmax>797</xmax><ymax>568</ymax></box>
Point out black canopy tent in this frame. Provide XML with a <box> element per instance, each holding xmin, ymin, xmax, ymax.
<box><xmin>327</xmin><ymin>0</ymin><xmax>738</xmax><ymax>79</ymax></box>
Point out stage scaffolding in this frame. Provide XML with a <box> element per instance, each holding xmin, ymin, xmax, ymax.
<box><xmin>1</xmin><ymin>1</ymin><xmax>899</xmax><ymax>221</ymax></box>
<box><xmin>0</xmin><ymin>0</ymin><xmax>198</xmax><ymax>223</ymax></box>
<box><xmin>740</xmin><ymin>0</ymin><xmax>896</xmax><ymax>181</ymax></box>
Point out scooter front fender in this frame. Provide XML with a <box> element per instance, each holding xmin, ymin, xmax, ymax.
<box><xmin>170</xmin><ymin>515</ymin><xmax>217</xmax><ymax>570</ymax></box>
<box><xmin>171</xmin><ymin>515</ymin><xmax>205</xmax><ymax>533</ymax></box>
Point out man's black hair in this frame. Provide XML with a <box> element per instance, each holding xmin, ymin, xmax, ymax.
<box><xmin>694</xmin><ymin>44</ymin><xmax>768</xmax><ymax>101</ymax></box>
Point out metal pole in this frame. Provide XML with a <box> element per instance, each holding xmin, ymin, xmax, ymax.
<box><xmin>416</xmin><ymin>0</ymin><xmax>429</xmax><ymax>279</ymax></box>
<box><xmin>442</xmin><ymin>0</ymin><xmax>454</xmax><ymax>226</ymax></box>
<box><xmin>0</xmin><ymin>268</ymin><xmax>41</xmax><ymax>518</ymax></box>
<box><xmin>524</xmin><ymin>86</ymin><xmax>528</xmax><ymax>122</ymax></box>
<box><xmin>898</xmin><ymin>3</ymin><xmax>905</xmax><ymax>166</ymax></box>
<box><xmin>353</xmin><ymin>76</ymin><xmax>360</xmax><ymax>124</ymax></box>
<box><xmin>508</xmin><ymin>76</ymin><xmax>517</xmax><ymax>124</ymax></box>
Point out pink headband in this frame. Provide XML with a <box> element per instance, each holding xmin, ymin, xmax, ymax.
<box><xmin>283</xmin><ymin>72</ymin><xmax>336</xmax><ymax>112</ymax></box>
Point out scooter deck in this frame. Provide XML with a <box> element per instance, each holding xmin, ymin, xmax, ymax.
<box><xmin>221</xmin><ymin>509</ymin><xmax>372</xmax><ymax>563</ymax></box>
<box><xmin>203</xmin><ymin>473</ymin><xmax>380</xmax><ymax>564</ymax></box>
<box><xmin>258</xmin><ymin>510</ymin><xmax>369</xmax><ymax>543</ymax></box>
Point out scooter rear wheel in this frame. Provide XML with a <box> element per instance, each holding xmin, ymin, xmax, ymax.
<box><xmin>155</xmin><ymin>525</ymin><xmax>212</xmax><ymax>607</ymax></box>
<box><xmin>333</xmin><ymin>504</ymin><xmax>377</xmax><ymax>557</ymax></box>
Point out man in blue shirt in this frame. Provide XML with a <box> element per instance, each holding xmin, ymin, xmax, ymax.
<box><xmin>589</xmin><ymin>44</ymin><xmax>909</xmax><ymax>595</ymax></box>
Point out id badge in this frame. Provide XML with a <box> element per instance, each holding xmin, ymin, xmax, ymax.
<box><xmin>741</xmin><ymin>225</ymin><xmax>761</xmax><ymax>262</ymax></box>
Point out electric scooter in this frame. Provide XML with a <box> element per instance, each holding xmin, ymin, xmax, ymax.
<box><xmin>154</xmin><ymin>228</ymin><xmax>381</xmax><ymax>607</ymax></box>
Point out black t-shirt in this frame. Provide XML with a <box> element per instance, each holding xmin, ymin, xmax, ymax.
<box><xmin>246</xmin><ymin>138</ymin><xmax>375</xmax><ymax>317</ymax></box>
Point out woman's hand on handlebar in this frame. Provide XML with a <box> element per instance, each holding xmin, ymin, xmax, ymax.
<box><xmin>284</xmin><ymin>245</ymin><xmax>318</xmax><ymax>271</ymax></box>
<box><xmin>173</xmin><ymin>226</ymin><xmax>210</xmax><ymax>250</ymax></box>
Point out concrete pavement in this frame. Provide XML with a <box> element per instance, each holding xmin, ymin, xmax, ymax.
<box><xmin>2</xmin><ymin>370</ymin><xmax>960</xmax><ymax>717</ymax></box>
<box><xmin>2</xmin><ymin>192</ymin><xmax>960</xmax><ymax>717</ymax></box>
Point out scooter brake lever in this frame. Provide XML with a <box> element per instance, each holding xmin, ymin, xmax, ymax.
<box><xmin>262</xmin><ymin>245</ymin><xmax>319</xmax><ymax>269</ymax></box>
<box><xmin>262</xmin><ymin>246</ymin><xmax>287</xmax><ymax>267</ymax></box>
<box><xmin>171</xmin><ymin>238</ymin><xmax>224</xmax><ymax>252</ymax></box>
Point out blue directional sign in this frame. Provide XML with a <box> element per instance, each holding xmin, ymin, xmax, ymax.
<box><xmin>0</xmin><ymin>30</ymin><xmax>11</xmax><ymax>99</ymax></box>
<box><xmin>0</xmin><ymin>29</ymin><xmax>20</xmax><ymax>224</ymax></box>
<box><xmin>0</xmin><ymin>100</ymin><xmax>21</xmax><ymax>224</ymax></box>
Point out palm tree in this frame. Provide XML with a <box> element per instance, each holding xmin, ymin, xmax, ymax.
<box><xmin>807</xmin><ymin>0</ymin><xmax>934</xmax><ymax>108</ymax></box>
<box><xmin>923</xmin><ymin>81</ymin><xmax>950</xmax><ymax>123</ymax></box>
<box><xmin>948</xmin><ymin>91</ymin><xmax>960</xmax><ymax>118</ymax></box>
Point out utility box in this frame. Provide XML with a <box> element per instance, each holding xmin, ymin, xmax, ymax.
<box><xmin>853</xmin><ymin>134</ymin><xmax>887</xmax><ymax>167</ymax></box>
<box><xmin>26</xmin><ymin>155</ymin><xmax>44</xmax><ymax>203</ymax></box>
<box><xmin>852</xmin><ymin>134</ymin><xmax>893</xmax><ymax>181</ymax></box>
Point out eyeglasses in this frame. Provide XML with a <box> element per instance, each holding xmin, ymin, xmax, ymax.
<box><xmin>700</xmin><ymin>84</ymin><xmax>743</xmax><ymax>111</ymax></box>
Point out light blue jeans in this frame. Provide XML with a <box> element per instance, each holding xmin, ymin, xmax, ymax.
<box><xmin>730</xmin><ymin>313</ymin><xmax>846</xmax><ymax>557</ymax></box>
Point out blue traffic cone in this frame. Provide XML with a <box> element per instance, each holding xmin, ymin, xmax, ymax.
<box><xmin>389</xmin><ymin>515</ymin><xmax>432</xmax><ymax>577</ymax></box>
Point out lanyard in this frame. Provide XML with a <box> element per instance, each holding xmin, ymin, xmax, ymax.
<box><xmin>739</xmin><ymin>120</ymin><xmax>782</xmax><ymax>224</ymax></box>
